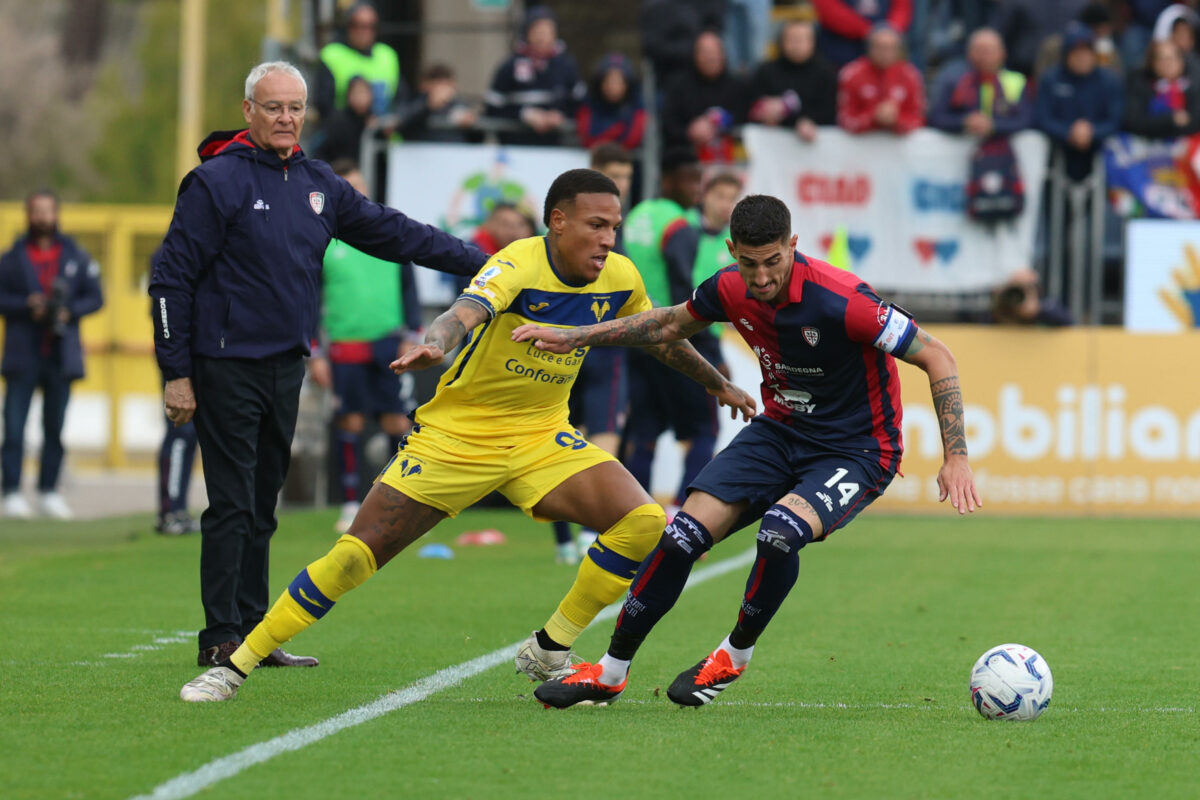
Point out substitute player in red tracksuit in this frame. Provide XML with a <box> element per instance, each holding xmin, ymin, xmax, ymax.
<box><xmin>515</xmin><ymin>194</ymin><xmax>981</xmax><ymax>708</ymax></box>
<box><xmin>837</xmin><ymin>25</ymin><xmax>925</xmax><ymax>135</ymax></box>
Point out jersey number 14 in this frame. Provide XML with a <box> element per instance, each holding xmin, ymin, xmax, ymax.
<box><xmin>824</xmin><ymin>468</ymin><xmax>860</xmax><ymax>508</ymax></box>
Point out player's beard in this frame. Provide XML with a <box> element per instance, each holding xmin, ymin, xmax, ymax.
<box><xmin>28</xmin><ymin>221</ymin><xmax>57</xmax><ymax>240</ymax></box>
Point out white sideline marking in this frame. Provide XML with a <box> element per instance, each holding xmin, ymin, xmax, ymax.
<box><xmin>79</xmin><ymin>630</ymin><xmax>197</xmax><ymax>667</ymax></box>
<box><xmin>130</xmin><ymin>548</ymin><xmax>757</xmax><ymax>800</ymax></box>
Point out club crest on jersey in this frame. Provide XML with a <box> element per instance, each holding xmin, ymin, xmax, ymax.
<box><xmin>802</xmin><ymin>327</ymin><xmax>820</xmax><ymax>347</ymax></box>
<box><xmin>308</xmin><ymin>192</ymin><xmax>325</xmax><ymax>215</ymax></box>
<box><xmin>591</xmin><ymin>298</ymin><xmax>611</xmax><ymax>321</ymax></box>
<box><xmin>394</xmin><ymin>455</ymin><xmax>424</xmax><ymax>478</ymax></box>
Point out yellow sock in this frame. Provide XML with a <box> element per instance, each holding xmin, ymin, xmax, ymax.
<box><xmin>543</xmin><ymin>503</ymin><xmax>665</xmax><ymax>646</ymax></box>
<box><xmin>231</xmin><ymin>534</ymin><xmax>378</xmax><ymax>675</ymax></box>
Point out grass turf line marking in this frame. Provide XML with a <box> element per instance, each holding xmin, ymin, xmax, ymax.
<box><xmin>83</xmin><ymin>630</ymin><xmax>198</xmax><ymax>666</ymax></box>
<box><xmin>130</xmin><ymin>547</ymin><xmax>756</xmax><ymax>800</ymax></box>
<box><xmin>440</xmin><ymin>697</ymin><xmax>1197</xmax><ymax>715</ymax></box>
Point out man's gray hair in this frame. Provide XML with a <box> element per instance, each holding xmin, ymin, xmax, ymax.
<box><xmin>244</xmin><ymin>61</ymin><xmax>308</xmax><ymax>101</ymax></box>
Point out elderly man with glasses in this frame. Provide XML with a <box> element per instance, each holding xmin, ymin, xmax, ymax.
<box><xmin>149</xmin><ymin>61</ymin><xmax>486</xmax><ymax>671</ymax></box>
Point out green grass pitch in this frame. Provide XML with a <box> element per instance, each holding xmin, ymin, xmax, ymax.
<box><xmin>1</xmin><ymin>509</ymin><xmax>1196</xmax><ymax>799</ymax></box>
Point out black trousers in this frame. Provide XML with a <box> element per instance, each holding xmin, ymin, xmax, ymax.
<box><xmin>192</xmin><ymin>353</ymin><xmax>304</xmax><ymax>650</ymax></box>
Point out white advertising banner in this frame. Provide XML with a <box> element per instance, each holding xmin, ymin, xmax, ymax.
<box><xmin>742</xmin><ymin>125</ymin><xmax>1048</xmax><ymax>293</ymax></box>
<box><xmin>1124</xmin><ymin>219</ymin><xmax>1200</xmax><ymax>331</ymax></box>
<box><xmin>386</xmin><ymin>142</ymin><xmax>589</xmax><ymax>306</ymax></box>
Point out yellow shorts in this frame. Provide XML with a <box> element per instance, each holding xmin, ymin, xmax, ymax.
<box><xmin>377</xmin><ymin>423</ymin><xmax>616</xmax><ymax>519</ymax></box>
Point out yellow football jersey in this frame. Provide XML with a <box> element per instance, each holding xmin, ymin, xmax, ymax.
<box><xmin>415</xmin><ymin>236</ymin><xmax>653</xmax><ymax>444</ymax></box>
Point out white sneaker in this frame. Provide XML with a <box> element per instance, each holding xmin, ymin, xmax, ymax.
<box><xmin>37</xmin><ymin>492</ymin><xmax>73</xmax><ymax>520</ymax></box>
<box><xmin>180</xmin><ymin>666</ymin><xmax>244</xmax><ymax>702</ymax></box>
<box><xmin>514</xmin><ymin>631</ymin><xmax>577</xmax><ymax>681</ymax></box>
<box><xmin>334</xmin><ymin>501</ymin><xmax>359</xmax><ymax>534</ymax></box>
<box><xmin>3</xmin><ymin>492</ymin><xmax>32</xmax><ymax>519</ymax></box>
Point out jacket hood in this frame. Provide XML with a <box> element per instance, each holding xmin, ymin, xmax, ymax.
<box><xmin>1154</xmin><ymin>4</ymin><xmax>1200</xmax><ymax>43</ymax></box>
<box><xmin>589</xmin><ymin>52</ymin><xmax>639</xmax><ymax>103</ymax></box>
<box><xmin>196</xmin><ymin>129</ymin><xmax>302</xmax><ymax>164</ymax></box>
<box><xmin>1062</xmin><ymin>21</ymin><xmax>1096</xmax><ymax>57</ymax></box>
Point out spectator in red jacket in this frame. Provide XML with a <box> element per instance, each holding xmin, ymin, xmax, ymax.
<box><xmin>837</xmin><ymin>25</ymin><xmax>925</xmax><ymax>134</ymax></box>
<box><xmin>814</xmin><ymin>0</ymin><xmax>912</xmax><ymax>68</ymax></box>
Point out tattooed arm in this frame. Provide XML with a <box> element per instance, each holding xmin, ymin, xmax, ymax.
<box><xmin>512</xmin><ymin>302</ymin><xmax>709</xmax><ymax>351</ymax></box>
<box><xmin>391</xmin><ymin>297</ymin><xmax>490</xmax><ymax>373</ymax></box>
<box><xmin>898</xmin><ymin>327</ymin><xmax>982</xmax><ymax>514</ymax></box>
<box><xmin>512</xmin><ymin>304</ymin><xmax>756</xmax><ymax>421</ymax></box>
<box><xmin>644</xmin><ymin>338</ymin><xmax>757</xmax><ymax>421</ymax></box>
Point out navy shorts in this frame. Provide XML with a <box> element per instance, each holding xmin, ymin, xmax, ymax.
<box><xmin>331</xmin><ymin>336</ymin><xmax>416</xmax><ymax>418</ymax></box>
<box><xmin>624</xmin><ymin>348</ymin><xmax>719</xmax><ymax>443</ymax></box>
<box><xmin>689</xmin><ymin>416</ymin><xmax>894</xmax><ymax>538</ymax></box>
<box><xmin>569</xmin><ymin>347</ymin><xmax>627</xmax><ymax>436</ymax></box>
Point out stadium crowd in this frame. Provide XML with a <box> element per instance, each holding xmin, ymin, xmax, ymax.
<box><xmin>312</xmin><ymin>1</ymin><xmax>1200</xmax><ymax>174</ymax></box>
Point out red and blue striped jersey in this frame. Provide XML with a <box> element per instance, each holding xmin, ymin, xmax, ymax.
<box><xmin>686</xmin><ymin>252</ymin><xmax>915</xmax><ymax>472</ymax></box>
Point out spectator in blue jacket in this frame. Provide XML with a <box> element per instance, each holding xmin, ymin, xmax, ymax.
<box><xmin>1034</xmin><ymin>22</ymin><xmax>1123</xmax><ymax>180</ymax></box>
<box><xmin>484</xmin><ymin>6</ymin><xmax>585</xmax><ymax>145</ymax></box>
<box><xmin>927</xmin><ymin>27</ymin><xmax>1034</xmax><ymax>139</ymax></box>
<box><xmin>576</xmin><ymin>52</ymin><xmax>646</xmax><ymax>151</ymax></box>
<box><xmin>0</xmin><ymin>190</ymin><xmax>103</xmax><ymax>520</ymax></box>
<box><xmin>149</xmin><ymin>61</ymin><xmax>486</xmax><ymax>670</ymax></box>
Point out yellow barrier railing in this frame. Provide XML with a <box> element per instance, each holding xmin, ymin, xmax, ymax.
<box><xmin>0</xmin><ymin>202</ymin><xmax>174</xmax><ymax>467</ymax></box>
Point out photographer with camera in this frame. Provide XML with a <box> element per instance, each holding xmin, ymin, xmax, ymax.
<box><xmin>967</xmin><ymin>267</ymin><xmax>1074</xmax><ymax>327</ymax></box>
<box><xmin>0</xmin><ymin>189</ymin><xmax>103</xmax><ymax>520</ymax></box>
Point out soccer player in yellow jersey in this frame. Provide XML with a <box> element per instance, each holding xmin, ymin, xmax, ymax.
<box><xmin>180</xmin><ymin>168</ymin><xmax>757</xmax><ymax>701</ymax></box>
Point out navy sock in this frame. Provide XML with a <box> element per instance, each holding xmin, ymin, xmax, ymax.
<box><xmin>335</xmin><ymin>430</ymin><xmax>361</xmax><ymax>504</ymax></box>
<box><xmin>608</xmin><ymin>511</ymin><xmax>714</xmax><ymax>660</ymax></box>
<box><xmin>676</xmin><ymin>434</ymin><xmax>716</xmax><ymax>506</ymax></box>
<box><xmin>551</xmin><ymin>520</ymin><xmax>573</xmax><ymax>545</ymax></box>
<box><xmin>622</xmin><ymin>440</ymin><xmax>656</xmax><ymax>491</ymax></box>
<box><xmin>736</xmin><ymin>504</ymin><xmax>814</xmax><ymax>645</ymax></box>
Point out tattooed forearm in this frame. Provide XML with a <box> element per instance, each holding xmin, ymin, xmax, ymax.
<box><xmin>931</xmin><ymin>375</ymin><xmax>968</xmax><ymax>456</ymax></box>
<box><xmin>571</xmin><ymin>307</ymin><xmax>677</xmax><ymax>348</ymax></box>
<box><xmin>425</xmin><ymin>310</ymin><xmax>467</xmax><ymax>353</ymax></box>
<box><xmin>645</xmin><ymin>339</ymin><xmax>725</xmax><ymax>390</ymax></box>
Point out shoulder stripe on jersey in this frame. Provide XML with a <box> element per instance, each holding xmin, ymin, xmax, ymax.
<box><xmin>508</xmin><ymin>288</ymin><xmax>633</xmax><ymax>326</ymax></box>
<box><xmin>660</xmin><ymin>217</ymin><xmax>690</xmax><ymax>250</ymax></box>
<box><xmin>442</xmin><ymin>316</ymin><xmax>492</xmax><ymax>389</ymax></box>
<box><xmin>860</xmin><ymin>347</ymin><xmax>903</xmax><ymax>471</ymax></box>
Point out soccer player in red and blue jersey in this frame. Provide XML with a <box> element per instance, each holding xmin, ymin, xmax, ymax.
<box><xmin>513</xmin><ymin>194</ymin><xmax>982</xmax><ymax>708</ymax></box>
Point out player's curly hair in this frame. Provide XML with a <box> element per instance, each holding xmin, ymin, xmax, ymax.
<box><xmin>730</xmin><ymin>194</ymin><xmax>791</xmax><ymax>247</ymax></box>
<box><xmin>543</xmin><ymin>168</ymin><xmax>619</xmax><ymax>226</ymax></box>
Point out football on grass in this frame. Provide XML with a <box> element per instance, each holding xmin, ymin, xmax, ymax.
<box><xmin>969</xmin><ymin>643</ymin><xmax>1053</xmax><ymax>721</ymax></box>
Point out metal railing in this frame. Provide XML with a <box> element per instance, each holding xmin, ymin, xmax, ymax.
<box><xmin>1044</xmin><ymin>149</ymin><xmax>1108</xmax><ymax>324</ymax></box>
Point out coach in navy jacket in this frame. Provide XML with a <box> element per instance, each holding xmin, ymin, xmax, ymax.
<box><xmin>0</xmin><ymin>191</ymin><xmax>103</xmax><ymax>515</ymax></box>
<box><xmin>149</xmin><ymin>61</ymin><xmax>486</xmax><ymax>669</ymax></box>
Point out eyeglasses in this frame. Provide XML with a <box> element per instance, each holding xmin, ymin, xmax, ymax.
<box><xmin>249</xmin><ymin>99</ymin><xmax>308</xmax><ymax>118</ymax></box>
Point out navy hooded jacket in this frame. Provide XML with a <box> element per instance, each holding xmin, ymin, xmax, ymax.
<box><xmin>149</xmin><ymin>129</ymin><xmax>487</xmax><ymax>380</ymax></box>
<box><xmin>1033</xmin><ymin>26</ymin><xmax>1123</xmax><ymax>180</ymax></box>
<box><xmin>0</xmin><ymin>233</ymin><xmax>103</xmax><ymax>379</ymax></box>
